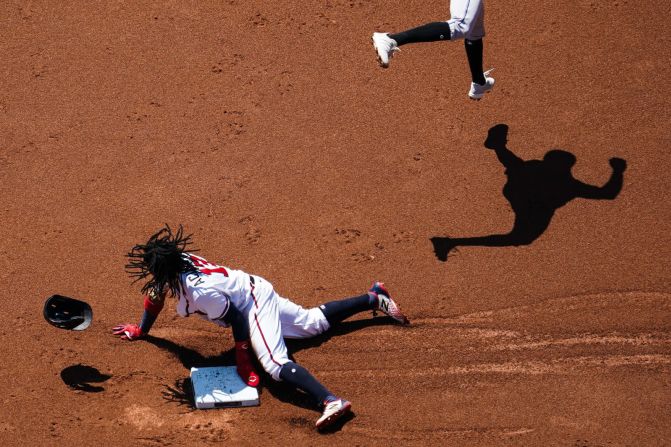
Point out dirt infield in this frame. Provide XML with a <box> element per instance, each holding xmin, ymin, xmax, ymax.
<box><xmin>1</xmin><ymin>1</ymin><xmax>669</xmax><ymax>445</ymax></box>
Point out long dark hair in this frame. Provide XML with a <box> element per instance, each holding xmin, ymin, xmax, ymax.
<box><xmin>125</xmin><ymin>224</ymin><xmax>198</xmax><ymax>298</ymax></box>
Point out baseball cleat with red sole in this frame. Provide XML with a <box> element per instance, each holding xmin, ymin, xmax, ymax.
<box><xmin>369</xmin><ymin>282</ymin><xmax>410</xmax><ymax>325</ymax></box>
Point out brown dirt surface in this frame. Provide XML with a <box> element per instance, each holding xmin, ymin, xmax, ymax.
<box><xmin>1</xmin><ymin>1</ymin><xmax>670</xmax><ymax>446</ymax></box>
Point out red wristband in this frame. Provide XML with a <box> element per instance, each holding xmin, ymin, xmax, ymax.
<box><xmin>144</xmin><ymin>295</ymin><xmax>164</xmax><ymax>317</ymax></box>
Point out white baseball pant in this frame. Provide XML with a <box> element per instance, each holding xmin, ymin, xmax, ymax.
<box><xmin>245</xmin><ymin>275</ymin><xmax>331</xmax><ymax>380</ymax></box>
<box><xmin>447</xmin><ymin>0</ymin><xmax>485</xmax><ymax>40</ymax></box>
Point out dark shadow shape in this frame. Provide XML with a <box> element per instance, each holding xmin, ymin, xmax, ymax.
<box><xmin>286</xmin><ymin>409</ymin><xmax>356</xmax><ymax>434</ymax></box>
<box><xmin>162</xmin><ymin>377</ymin><xmax>194</xmax><ymax>407</ymax></box>
<box><xmin>145</xmin><ymin>335</ymin><xmax>235</xmax><ymax>368</ymax></box>
<box><xmin>146</xmin><ymin>317</ymin><xmax>395</xmax><ymax>416</ymax></box>
<box><xmin>318</xmin><ymin>410</ymin><xmax>356</xmax><ymax>434</ymax></box>
<box><xmin>60</xmin><ymin>364</ymin><xmax>111</xmax><ymax>392</ymax></box>
<box><xmin>431</xmin><ymin>124</ymin><xmax>627</xmax><ymax>261</ymax></box>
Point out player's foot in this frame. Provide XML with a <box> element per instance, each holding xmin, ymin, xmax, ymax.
<box><xmin>316</xmin><ymin>398</ymin><xmax>352</xmax><ymax>430</ymax></box>
<box><xmin>369</xmin><ymin>282</ymin><xmax>410</xmax><ymax>325</ymax></box>
<box><xmin>469</xmin><ymin>69</ymin><xmax>495</xmax><ymax>100</ymax></box>
<box><xmin>372</xmin><ymin>32</ymin><xmax>399</xmax><ymax>68</ymax></box>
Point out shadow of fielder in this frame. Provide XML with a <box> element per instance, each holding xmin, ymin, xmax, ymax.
<box><xmin>431</xmin><ymin>124</ymin><xmax>627</xmax><ymax>261</ymax></box>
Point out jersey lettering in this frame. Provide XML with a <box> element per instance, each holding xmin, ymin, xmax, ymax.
<box><xmin>188</xmin><ymin>254</ymin><xmax>229</xmax><ymax>276</ymax></box>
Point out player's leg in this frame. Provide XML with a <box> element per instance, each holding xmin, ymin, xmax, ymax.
<box><xmin>447</xmin><ymin>0</ymin><xmax>485</xmax><ymax>41</ymax></box>
<box><xmin>274</xmin><ymin>285</ymin><xmax>410</xmax><ymax>342</ymax></box>
<box><xmin>276</xmin><ymin>286</ymin><xmax>409</xmax><ymax>334</ymax></box>
<box><xmin>447</xmin><ymin>0</ymin><xmax>495</xmax><ymax>99</ymax></box>
<box><xmin>249</xmin><ymin>278</ymin><xmax>351</xmax><ymax>429</ymax></box>
<box><xmin>372</xmin><ymin>22</ymin><xmax>452</xmax><ymax>68</ymax></box>
<box><xmin>275</xmin><ymin>295</ymin><xmax>331</xmax><ymax>339</ymax></box>
<box><xmin>279</xmin><ymin>363</ymin><xmax>352</xmax><ymax>430</ymax></box>
<box><xmin>465</xmin><ymin>39</ymin><xmax>486</xmax><ymax>85</ymax></box>
<box><xmin>319</xmin><ymin>283</ymin><xmax>409</xmax><ymax>326</ymax></box>
<box><xmin>319</xmin><ymin>293</ymin><xmax>374</xmax><ymax>325</ymax></box>
<box><xmin>390</xmin><ymin>22</ymin><xmax>452</xmax><ymax>46</ymax></box>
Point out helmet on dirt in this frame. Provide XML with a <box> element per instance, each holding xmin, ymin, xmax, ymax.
<box><xmin>43</xmin><ymin>295</ymin><xmax>93</xmax><ymax>331</ymax></box>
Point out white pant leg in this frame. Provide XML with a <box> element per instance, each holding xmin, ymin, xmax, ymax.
<box><xmin>447</xmin><ymin>0</ymin><xmax>485</xmax><ymax>40</ymax></box>
<box><xmin>246</xmin><ymin>277</ymin><xmax>291</xmax><ymax>381</ymax></box>
<box><xmin>277</xmin><ymin>296</ymin><xmax>330</xmax><ymax>339</ymax></box>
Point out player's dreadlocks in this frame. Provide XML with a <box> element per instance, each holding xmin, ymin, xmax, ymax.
<box><xmin>125</xmin><ymin>224</ymin><xmax>199</xmax><ymax>298</ymax></box>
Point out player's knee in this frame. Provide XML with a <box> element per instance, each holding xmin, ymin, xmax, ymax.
<box><xmin>254</xmin><ymin>350</ymin><xmax>290</xmax><ymax>381</ymax></box>
<box><xmin>307</xmin><ymin>307</ymin><xmax>331</xmax><ymax>334</ymax></box>
<box><xmin>449</xmin><ymin>20</ymin><xmax>469</xmax><ymax>40</ymax></box>
<box><xmin>450</xmin><ymin>19</ymin><xmax>484</xmax><ymax>41</ymax></box>
<box><xmin>262</xmin><ymin>360</ymin><xmax>285</xmax><ymax>381</ymax></box>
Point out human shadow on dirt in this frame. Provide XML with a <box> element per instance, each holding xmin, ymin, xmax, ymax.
<box><xmin>146</xmin><ymin>335</ymin><xmax>236</xmax><ymax>408</ymax></box>
<box><xmin>60</xmin><ymin>364</ymin><xmax>112</xmax><ymax>392</ymax></box>
<box><xmin>148</xmin><ymin>317</ymin><xmax>390</xmax><ymax>429</ymax></box>
<box><xmin>430</xmin><ymin>123</ymin><xmax>627</xmax><ymax>261</ymax></box>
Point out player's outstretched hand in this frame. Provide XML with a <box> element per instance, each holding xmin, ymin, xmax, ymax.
<box><xmin>112</xmin><ymin>323</ymin><xmax>145</xmax><ymax>341</ymax></box>
<box><xmin>235</xmin><ymin>341</ymin><xmax>260</xmax><ymax>387</ymax></box>
<box><xmin>609</xmin><ymin>157</ymin><xmax>627</xmax><ymax>172</ymax></box>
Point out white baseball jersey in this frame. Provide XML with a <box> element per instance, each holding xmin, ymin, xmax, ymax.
<box><xmin>176</xmin><ymin>254</ymin><xmax>253</xmax><ymax>325</ymax></box>
<box><xmin>447</xmin><ymin>0</ymin><xmax>485</xmax><ymax>40</ymax></box>
<box><xmin>176</xmin><ymin>254</ymin><xmax>330</xmax><ymax>380</ymax></box>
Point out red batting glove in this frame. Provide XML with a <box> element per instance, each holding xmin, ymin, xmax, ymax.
<box><xmin>235</xmin><ymin>341</ymin><xmax>260</xmax><ymax>387</ymax></box>
<box><xmin>112</xmin><ymin>323</ymin><xmax>145</xmax><ymax>341</ymax></box>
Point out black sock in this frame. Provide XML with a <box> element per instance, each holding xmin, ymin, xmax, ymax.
<box><xmin>279</xmin><ymin>362</ymin><xmax>334</xmax><ymax>406</ymax></box>
<box><xmin>319</xmin><ymin>294</ymin><xmax>373</xmax><ymax>325</ymax></box>
<box><xmin>390</xmin><ymin>22</ymin><xmax>451</xmax><ymax>46</ymax></box>
<box><xmin>465</xmin><ymin>39</ymin><xmax>486</xmax><ymax>84</ymax></box>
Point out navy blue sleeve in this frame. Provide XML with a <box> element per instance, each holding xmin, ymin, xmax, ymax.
<box><xmin>220</xmin><ymin>304</ymin><xmax>250</xmax><ymax>341</ymax></box>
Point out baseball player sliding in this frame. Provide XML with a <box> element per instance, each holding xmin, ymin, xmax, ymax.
<box><xmin>113</xmin><ymin>225</ymin><xmax>409</xmax><ymax>430</ymax></box>
<box><xmin>372</xmin><ymin>0</ymin><xmax>494</xmax><ymax>100</ymax></box>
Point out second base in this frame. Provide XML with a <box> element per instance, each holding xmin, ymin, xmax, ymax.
<box><xmin>190</xmin><ymin>366</ymin><xmax>260</xmax><ymax>409</ymax></box>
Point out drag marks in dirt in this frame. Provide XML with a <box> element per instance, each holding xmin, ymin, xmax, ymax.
<box><xmin>318</xmin><ymin>291</ymin><xmax>671</xmax><ymax>380</ymax></box>
<box><xmin>319</xmin><ymin>354</ymin><xmax>671</xmax><ymax>382</ymax></box>
<box><xmin>436</xmin><ymin>291</ymin><xmax>671</xmax><ymax>333</ymax></box>
<box><xmin>346</xmin><ymin>424</ymin><xmax>536</xmax><ymax>443</ymax></box>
